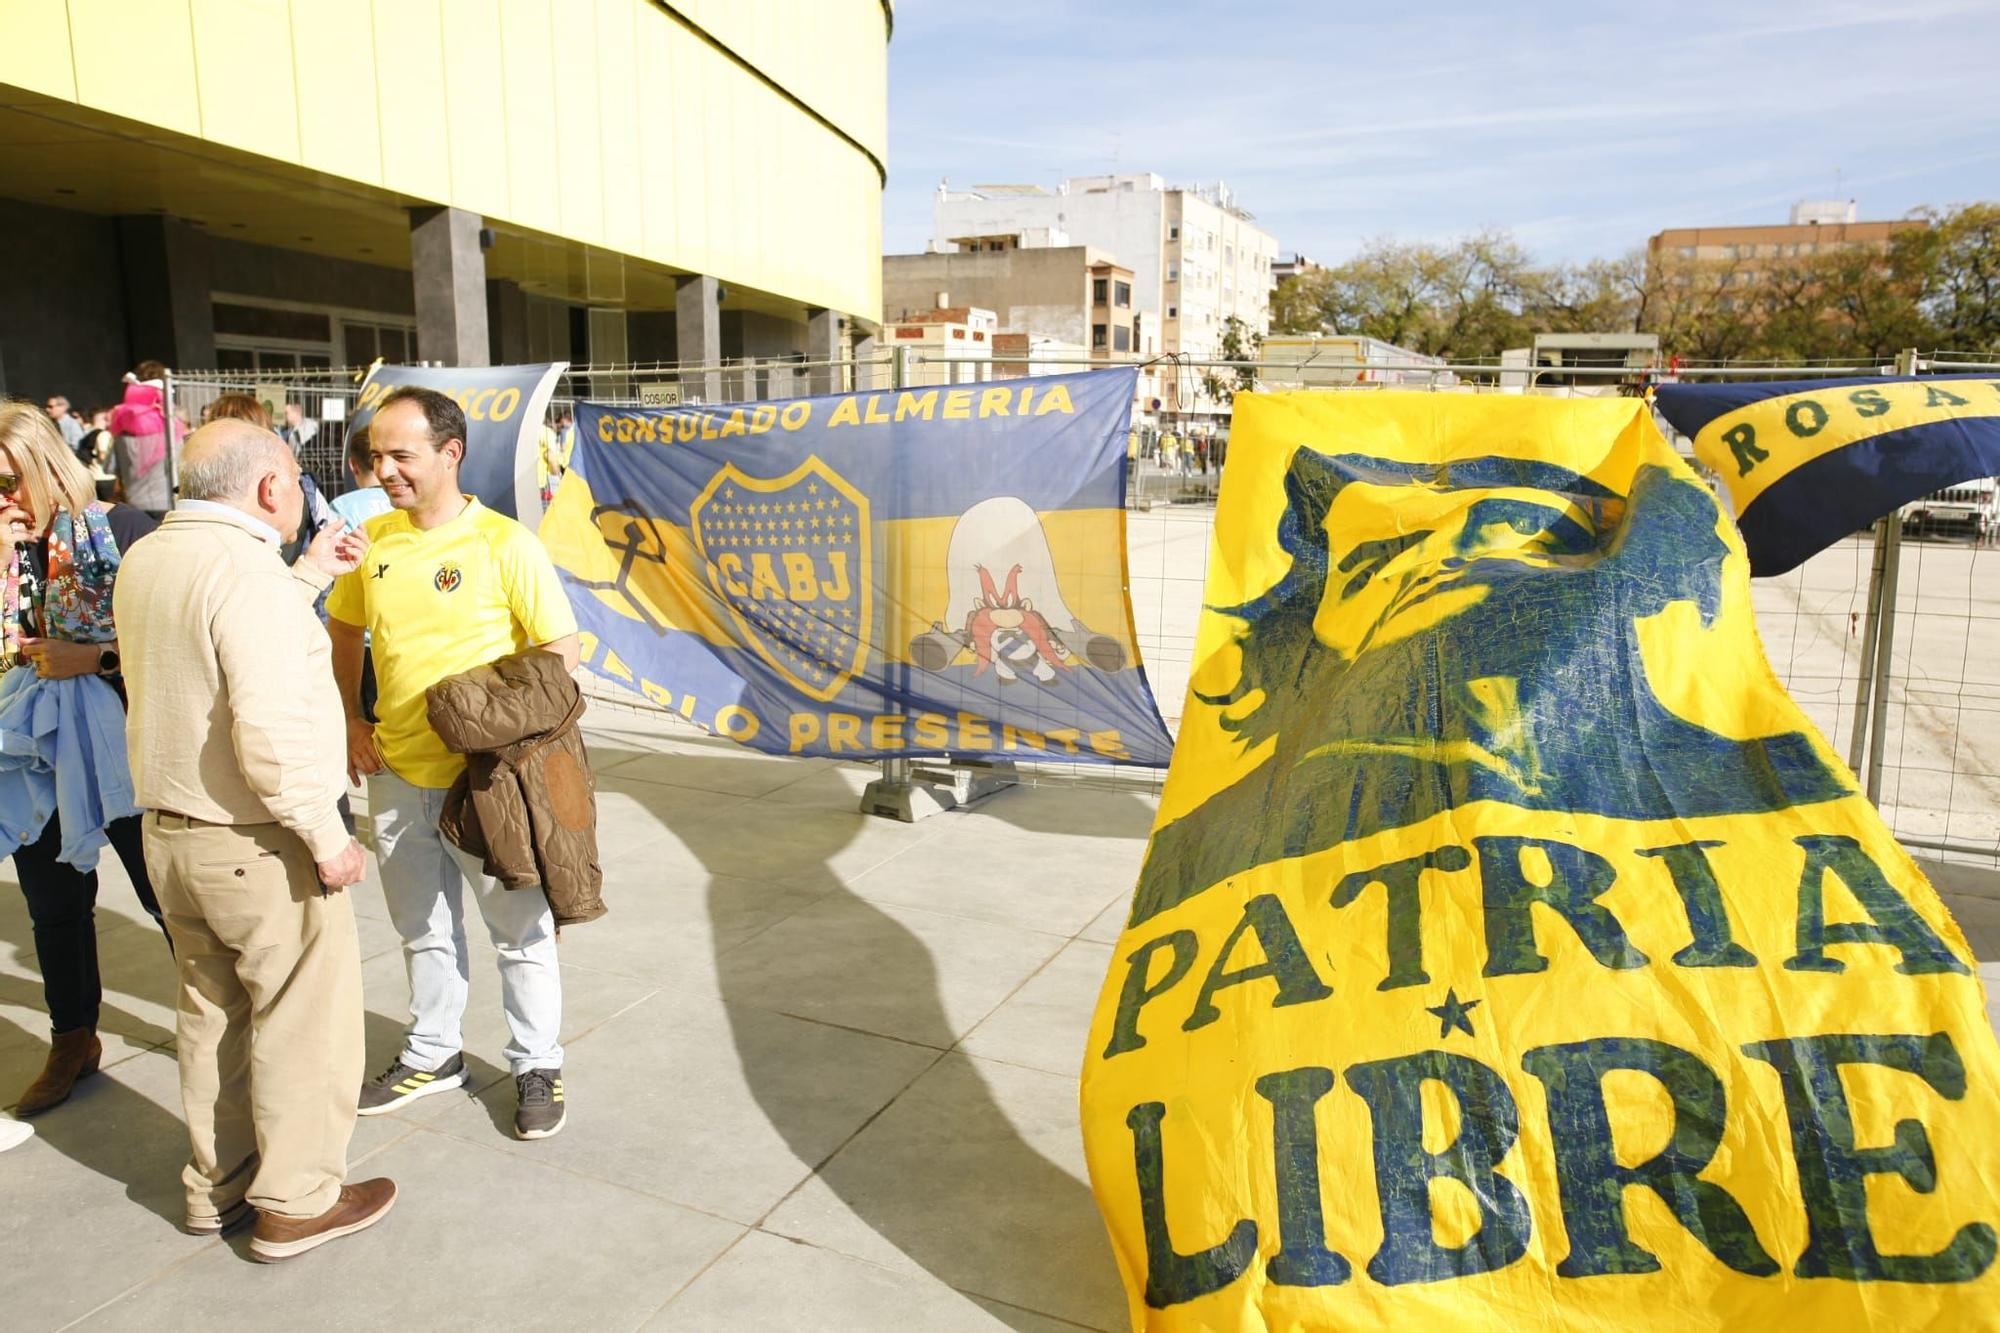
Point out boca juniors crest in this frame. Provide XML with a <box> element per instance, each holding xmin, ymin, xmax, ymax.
<box><xmin>690</xmin><ymin>458</ymin><xmax>872</xmax><ymax>704</ymax></box>
<box><xmin>541</xmin><ymin>370</ymin><xmax>1176</xmax><ymax>765</ymax></box>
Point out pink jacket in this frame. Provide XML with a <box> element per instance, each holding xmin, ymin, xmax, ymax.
<box><xmin>109</xmin><ymin>381</ymin><xmax>165</xmax><ymax>437</ymax></box>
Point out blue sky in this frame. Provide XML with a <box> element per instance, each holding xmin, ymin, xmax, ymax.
<box><xmin>883</xmin><ymin>0</ymin><xmax>2000</xmax><ymax>264</ymax></box>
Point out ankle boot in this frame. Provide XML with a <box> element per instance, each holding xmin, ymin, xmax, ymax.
<box><xmin>15</xmin><ymin>1028</ymin><xmax>102</xmax><ymax>1117</ymax></box>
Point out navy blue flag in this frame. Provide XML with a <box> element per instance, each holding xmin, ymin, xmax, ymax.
<box><xmin>541</xmin><ymin>369</ymin><xmax>1176</xmax><ymax>766</ymax></box>
<box><xmin>1655</xmin><ymin>375</ymin><xmax>2000</xmax><ymax>575</ymax></box>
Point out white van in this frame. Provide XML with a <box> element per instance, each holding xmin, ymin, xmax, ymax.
<box><xmin>1903</xmin><ymin>477</ymin><xmax>1997</xmax><ymax>540</ymax></box>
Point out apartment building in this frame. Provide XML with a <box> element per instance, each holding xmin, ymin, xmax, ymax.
<box><xmin>884</xmin><ymin>239</ymin><xmax>1161</xmax><ymax>422</ymax></box>
<box><xmin>881</xmin><ymin>306</ymin><xmax>996</xmax><ymax>386</ymax></box>
<box><xmin>932</xmin><ymin>173</ymin><xmax>1278</xmax><ymax>419</ymax></box>
<box><xmin>1646</xmin><ymin>200</ymin><xmax>1928</xmax><ymax>312</ymax></box>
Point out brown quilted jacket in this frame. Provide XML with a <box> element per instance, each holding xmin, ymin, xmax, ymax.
<box><xmin>426</xmin><ymin>648</ymin><xmax>606</xmax><ymax>926</ymax></box>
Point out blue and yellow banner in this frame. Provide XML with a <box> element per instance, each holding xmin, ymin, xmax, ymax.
<box><xmin>348</xmin><ymin>362</ymin><xmax>567</xmax><ymax>520</ymax></box>
<box><xmin>540</xmin><ymin>369</ymin><xmax>1174</xmax><ymax>765</ymax></box>
<box><xmin>1655</xmin><ymin>375</ymin><xmax>2000</xmax><ymax>575</ymax></box>
<box><xmin>1082</xmin><ymin>390</ymin><xmax>2000</xmax><ymax>1330</ymax></box>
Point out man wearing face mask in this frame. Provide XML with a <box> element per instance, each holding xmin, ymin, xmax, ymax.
<box><xmin>114</xmin><ymin>418</ymin><xmax>398</xmax><ymax>1262</ymax></box>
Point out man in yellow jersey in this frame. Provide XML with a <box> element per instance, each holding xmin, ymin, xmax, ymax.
<box><xmin>327</xmin><ymin>388</ymin><xmax>580</xmax><ymax>1141</ymax></box>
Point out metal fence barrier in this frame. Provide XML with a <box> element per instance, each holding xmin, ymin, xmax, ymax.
<box><xmin>157</xmin><ymin>351</ymin><xmax>2000</xmax><ymax>856</ymax></box>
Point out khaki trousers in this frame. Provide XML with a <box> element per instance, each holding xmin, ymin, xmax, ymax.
<box><xmin>143</xmin><ymin>813</ymin><xmax>362</xmax><ymax>1221</ymax></box>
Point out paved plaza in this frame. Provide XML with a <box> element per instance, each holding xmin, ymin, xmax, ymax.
<box><xmin>5</xmin><ymin>512</ymin><xmax>2000</xmax><ymax>1330</ymax></box>
<box><xmin>4</xmin><ymin>718</ymin><xmax>1152</xmax><ymax>1330</ymax></box>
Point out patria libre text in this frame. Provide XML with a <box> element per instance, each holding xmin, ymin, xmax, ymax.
<box><xmin>1102</xmin><ymin>833</ymin><xmax>1993</xmax><ymax>1306</ymax></box>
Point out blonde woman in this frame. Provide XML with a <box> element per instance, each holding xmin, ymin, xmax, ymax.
<box><xmin>0</xmin><ymin>401</ymin><xmax>166</xmax><ymax>1116</ymax></box>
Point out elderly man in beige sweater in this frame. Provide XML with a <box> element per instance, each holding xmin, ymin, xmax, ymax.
<box><xmin>114</xmin><ymin>418</ymin><xmax>397</xmax><ymax>1263</ymax></box>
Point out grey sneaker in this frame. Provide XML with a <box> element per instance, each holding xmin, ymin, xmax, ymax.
<box><xmin>514</xmin><ymin>1068</ymin><xmax>566</xmax><ymax>1140</ymax></box>
<box><xmin>357</xmin><ymin>1054</ymin><xmax>466</xmax><ymax>1116</ymax></box>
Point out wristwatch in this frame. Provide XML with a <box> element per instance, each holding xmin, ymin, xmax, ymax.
<box><xmin>97</xmin><ymin>647</ymin><xmax>120</xmax><ymax>675</ymax></box>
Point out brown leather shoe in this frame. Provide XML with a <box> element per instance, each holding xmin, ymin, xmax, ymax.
<box><xmin>250</xmin><ymin>1179</ymin><xmax>398</xmax><ymax>1263</ymax></box>
<box><xmin>14</xmin><ymin>1028</ymin><xmax>101</xmax><ymax>1117</ymax></box>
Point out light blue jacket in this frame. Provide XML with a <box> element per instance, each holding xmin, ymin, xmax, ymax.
<box><xmin>0</xmin><ymin>667</ymin><xmax>140</xmax><ymax>869</ymax></box>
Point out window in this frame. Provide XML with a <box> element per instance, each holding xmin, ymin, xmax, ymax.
<box><xmin>1169</xmin><ymin>225</ymin><xmax>1180</xmax><ymax>240</ymax></box>
<box><xmin>213</xmin><ymin>301</ymin><xmax>331</xmax><ymax>342</ymax></box>
<box><xmin>1092</xmin><ymin>323</ymin><xmax>1108</xmax><ymax>349</ymax></box>
<box><xmin>342</xmin><ymin>321</ymin><xmax>411</xmax><ymax>365</ymax></box>
<box><xmin>1114</xmin><ymin>326</ymin><xmax>1131</xmax><ymax>352</ymax></box>
<box><xmin>1678</xmin><ymin>246</ymin><xmax>1696</xmax><ymax>259</ymax></box>
<box><xmin>1168</xmin><ymin>266</ymin><xmax>1179</xmax><ymax>283</ymax></box>
<box><xmin>1114</xmin><ymin>280</ymin><xmax>1131</xmax><ymax>307</ymax></box>
<box><xmin>1093</xmin><ymin>278</ymin><xmax>1109</xmax><ymax>304</ymax></box>
<box><xmin>1167</xmin><ymin>305</ymin><xmax>1178</xmax><ymax>318</ymax></box>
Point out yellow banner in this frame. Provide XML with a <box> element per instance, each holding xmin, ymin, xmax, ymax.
<box><xmin>1081</xmin><ymin>391</ymin><xmax>2000</xmax><ymax>1329</ymax></box>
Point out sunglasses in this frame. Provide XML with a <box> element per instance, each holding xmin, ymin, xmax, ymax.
<box><xmin>0</xmin><ymin>473</ymin><xmax>18</xmax><ymax>492</ymax></box>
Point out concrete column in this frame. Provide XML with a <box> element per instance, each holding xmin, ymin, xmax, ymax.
<box><xmin>676</xmin><ymin>273</ymin><xmax>721</xmax><ymax>403</ymax></box>
<box><xmin>409</xmin><ymin>206</ymin><xmax>488</xmax><ymax>366</ymax></box>
<box><xmin>806</xmin><ymin>307</ymin><xmax>840</xmax><ymax>395</ymax></box>
<box><xmin>116</xmin><ymin>215</ymin><xmax>215</xmax><ymax>370</ymax></box>
<box><xmin>486</xmin><ymin>278</ymin><xmax>529</xmax><ymax>364</ymax></box>
<box><xmin>851</xmin><ymin>330</ymin><xmax>880</xmax><ymax>390</ymax></box>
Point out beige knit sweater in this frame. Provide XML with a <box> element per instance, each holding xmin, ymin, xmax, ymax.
<box><xmin>114</xmin><ymin>511</ymin><xmax>350</xmax><ymax>860</ymax></box>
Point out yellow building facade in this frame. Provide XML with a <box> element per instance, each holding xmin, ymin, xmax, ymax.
<box><xmin>0</xmin><ymin>0</ymin><xmax>889</xmax><ymax>394</ymax></box>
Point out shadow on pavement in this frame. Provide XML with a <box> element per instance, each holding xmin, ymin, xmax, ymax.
<box><xmin>0</xmin><ymin>1003</ymin><xmax>189</xmax><ymax>1229</ymax></box>
<box><xmin>601</xmin><ymin>743</ymin><xmax>1120</xmax><ymax>1330</ymax></box>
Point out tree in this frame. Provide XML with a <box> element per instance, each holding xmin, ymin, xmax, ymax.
<box><xmin>1203</xmin><ymin>315</ymin><xmax>1263</xmax><ymax>405</ymax></box>
<box><xmin>1265</xmin><ymin>232</ymin><xmax>1639</xmax><ymax>360</ymax></box>
<box><xmin>1638</xmin><ymin>221</ymin><xmax>1937</xmax><ymax>363</ymax></box>
<box><xmin>1526</xmin><ymin>252</ymin><xmax>1644</xmax><ymax>336</ymax></box>
<box><xmin>1268</xmin><ymin>206</ymin><xmax>2000</xmax><ymax>369</ymax></box>
<box><xmin>1636</xmin><ymin>257</ymin><xmax>1764</xmax><ymax>362</ymax></box>
<box><xmin>1911</xmin><ymin>203</ymin><xmax>2000</xmax><ymax>351</ymax></box>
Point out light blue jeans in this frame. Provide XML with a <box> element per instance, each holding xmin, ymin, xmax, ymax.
<box><xmin>369</xmin><ymin>769</ymin><xmax>563</xmax><ymax>1076</ymax></box>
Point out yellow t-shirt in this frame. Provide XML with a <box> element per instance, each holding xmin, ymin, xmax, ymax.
<box><xmin>328</xmin><ymin>498</ymin><xmax>577</xmax><ymax>789</ymax></box>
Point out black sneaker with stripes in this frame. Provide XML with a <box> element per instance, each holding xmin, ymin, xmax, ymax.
<box><xmin>357</xmin><ymin>1053</ymin><xmax>467</xmax><ymax>1116</ymax></box>
<box><xmin>514</xmin><ymin>1068</ymin><xmax>566</xmax><ymax>1140</ymax></box>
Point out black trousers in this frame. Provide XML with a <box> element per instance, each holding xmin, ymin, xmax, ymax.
<box><xmin>10</xmin><ymin>812</ymin><xmax>166</xmax><ymax>1035</ymax></box>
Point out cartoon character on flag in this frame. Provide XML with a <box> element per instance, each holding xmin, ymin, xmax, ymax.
<box><xmin>910</xmin><ymin>495</ymin><xmax>1130</xmax><ymax>684</ymax></box>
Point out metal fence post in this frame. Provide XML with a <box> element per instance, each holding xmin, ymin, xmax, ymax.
<box><xmin>1845</xmin><ymin>519</ymin><xmax>1886</xmax><ymax>775</ymax></box>
<box><xmin>1864</xmin><ymin>511</ymin><xmax>1903</xmax><ymax>805</ymax></box>
<box><xmin>880</xmin><ymin>345</ymin><xmax>913</xmax><ymax>796</ymax></box>
<box><xmin>162</xmin><ymin>369</ymin><xmax>179</xmax><ymax>510</ymax></box>
<box><xmin>858</xmin><ymin>345</ymin><xmax>1013</xmax><ymax>821</ymax></box>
